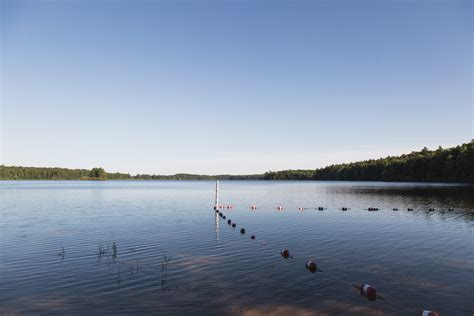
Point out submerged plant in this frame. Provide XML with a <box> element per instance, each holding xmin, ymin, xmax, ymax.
<box><xmin>161</xmin><ymin>255</ymin><xmax>172</xmax><ymax>272</ymax></box>
<box><xmin>112</xmin><ymin>242</ymin><xmax>117</xmax><ymax>258</ymax></box>
<box><xmin>57</xmin><ymin>244</ymin><xmax>65</xmax><ymax>260</ymax></box>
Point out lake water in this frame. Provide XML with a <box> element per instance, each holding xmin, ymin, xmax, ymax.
<box><xmin>1</xmin><ymin>181</ymin><xmax>473</xmax><ymax>315</ymax></box>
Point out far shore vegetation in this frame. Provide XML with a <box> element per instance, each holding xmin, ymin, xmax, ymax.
<box><xmin>1</xmin><ymin>142</ymin><xmax>473</xmax><ymax>183</ymax></box>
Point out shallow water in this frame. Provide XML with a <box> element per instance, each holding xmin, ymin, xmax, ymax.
<box><xmin>1</xmin><ymin>180</ymin><xmax>473</xmax><ymax>315</ymax></box>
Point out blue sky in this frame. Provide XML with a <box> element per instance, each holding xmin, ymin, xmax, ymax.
<box><xmin>1</xmin><ymin>0</ymin><xmax>472</xmax><ymax>175</ymax></box>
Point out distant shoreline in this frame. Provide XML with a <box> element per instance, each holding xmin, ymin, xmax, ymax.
<box><xmin>1</xmin><ymin>179</ymin><xmax>473</xmax><ymax>186</ymax></box>
<box><xmin>1</xmin><ymin>142</ymin><xmax>473</xmax><ymax>183</ymax></box>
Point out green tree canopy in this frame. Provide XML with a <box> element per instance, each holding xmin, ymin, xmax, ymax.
<box><xmin>89</xmin><ymin>167</ymin><xmax>107</xmax><ymax>180</ymax></box>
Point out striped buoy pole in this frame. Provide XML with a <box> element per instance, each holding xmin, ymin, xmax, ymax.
<box><xmin>213</xmin><ymin>180</ymin><xmax>219</xmax><ymax>210</ymax></box>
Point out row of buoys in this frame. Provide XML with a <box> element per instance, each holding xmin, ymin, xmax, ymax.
<box><xmin>216</xmin><ymin>207</ymin><xmax>440</xmax><ymax>315</ymax></box>
<box><xmin>243</xmin><ymin>205</ymin><xmax>455</xmax><ymax>212</ymax></box>
<box><xmin>217</xmin><ymin>204</ymin><xmax>234</xmax><ymax>209</ymax></box>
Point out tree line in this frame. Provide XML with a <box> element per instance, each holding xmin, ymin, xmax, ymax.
<box><xmin>263</xmin><ymin>142</ymin><xmax>474</xmax><ymax>183</ymax></box>
<box><xmin>1</xmin><ymin>142</ymin><xmax>472</xmax><ymax>182</ymax></box>
<box><xmin>0</xmin><ymin>165</ymin><xmax>262</xmax><ymax>181</ymax></box>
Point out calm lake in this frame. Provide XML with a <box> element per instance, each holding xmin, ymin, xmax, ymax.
<box><xmin>1</xmin><ymin>181</ymin><xmax>473</xmax><ymax>315</ymax></box>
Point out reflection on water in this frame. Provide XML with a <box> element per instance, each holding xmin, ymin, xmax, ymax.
<box><xmin>0</xmin><ymin>180</ymin><xmax>473</xmax><ymax>315</ymax></box>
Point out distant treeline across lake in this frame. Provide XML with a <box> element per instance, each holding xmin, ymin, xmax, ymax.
<box><xmin>1</xmin><ymin>142</ymin><xmax>473</xmax><ymax>183</ymax></box>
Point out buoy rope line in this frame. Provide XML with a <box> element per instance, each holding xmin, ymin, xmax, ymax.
<box><xmin>215</xmin><ymin>207</ymin><xmax>441</xmax><ymax>315</ymax></box>
<box><xmin>217</xmin><ymin>204</ymin><xmax>455</xmax><ymax>213</ymax></box>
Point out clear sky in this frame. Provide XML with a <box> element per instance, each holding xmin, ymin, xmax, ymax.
<box><xmin>0</xmin><ymin>0</ymin><xmax>472</xmax><ymax>175</ymax></box>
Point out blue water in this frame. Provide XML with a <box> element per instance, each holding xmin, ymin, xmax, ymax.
<box><xmin>1</xmin><ymin>181</ymin><xmax>473</xmax><ymax>315</ymax></box>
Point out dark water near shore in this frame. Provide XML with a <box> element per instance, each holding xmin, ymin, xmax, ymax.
<box><xmin>1</xmin><ymin>181</ymin><xmax>473</xmax><ymax>315</ymax></box>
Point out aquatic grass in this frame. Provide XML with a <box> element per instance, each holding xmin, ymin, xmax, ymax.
<box><xmin>97</xmin><ymin>240</ymin><xmax>118</xmax><ymax>259</ymax></box>
<box><xmin>161</xmin><ymin>254</ymin><xmax>172</xmax><ymax>272</ymax></box>
<box><xmin>161</xmin><ymin>254</ymin><xmax>172</xmax><ymax>292</ymax></box>
<box><xmin>57</xmin><ymin>244</ymin><xmax>65</xmax><ymax>260</ymax></box>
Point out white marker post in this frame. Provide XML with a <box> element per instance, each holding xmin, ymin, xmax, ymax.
<box><xmin>214</xmin><ymin>180</ymin><xmax>219</xmax><ymax>210</ymax></box>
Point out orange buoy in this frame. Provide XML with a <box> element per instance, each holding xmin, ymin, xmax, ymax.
<box><xmin>353</xmin><ymin>284</ymin><xmax>381</xmax><ymax>301</ymax></box>
<box><xmin>305</xmin><ymin>260</ymin><xmax>317</xmax><ymax>273</ymax></box>
<box><xmin>417</xmin><ymin>310</ymin><xmax>439</xmax><ymax>316</ymax></box>
<box><xmin>280</xmin><ymin>249</ymin><xmax>291</xmax><ymax>259</ymax></box>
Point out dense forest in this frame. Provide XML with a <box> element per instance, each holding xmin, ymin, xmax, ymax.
<box><xmin>1</xmin><ymin>142</ymin><xmax>473</xmax><ymax>182</ymax></box>
<box><xmin>0</xmin><ymin>165</ymin><xmax>262</xmax><ymax>181</ymax></box>
<box><xmin>264</xmin><ymin>142</ymin><xmax>474</xmax><ymax>183</ymax></box>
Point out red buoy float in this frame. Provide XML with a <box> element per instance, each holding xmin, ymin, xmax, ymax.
<box><xmin>305</xmin><ymin>260</ymin><xmax>317</xmax><ymax>273</ymax></box>
<box><xmin>280</xmin><ymin>249</ymin><xmax>290</xmax><ymax>259</ymax></box>
<box><xmin>353</xmin><ymin>284</ymin><xmax>381</xmax><ymax>301</ymax></box>
<box><xmin>417</xmin><ymin>310</ymin><xmax>440</xmax><ymax>316</ymax></box>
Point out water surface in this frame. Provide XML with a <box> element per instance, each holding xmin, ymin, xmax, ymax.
<box><xmin>1</xmin><ymin>181</ymin><xmax>473</xmax><ymax>315</ymax></box>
